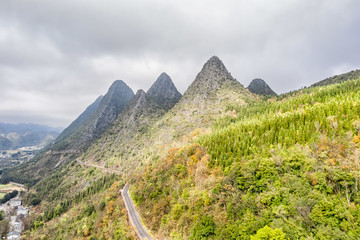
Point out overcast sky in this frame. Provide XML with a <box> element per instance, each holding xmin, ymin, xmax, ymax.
<box><xmin>1</xmin><ymin>0</ymin><xmax>359</xmax><ymax>127</ymax></box>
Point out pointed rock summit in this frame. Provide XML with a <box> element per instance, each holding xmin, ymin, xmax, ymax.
<box><xmin>92</xmin><ymin>80</ymin><xmax>134</xmax><ymax>135</ymax></box>
<box><xmin>183</xmin><ymin>56</ymin><xmax>244</xmax><ymax>99</ymax></box>
<box><xmin>202</xmin><ymin>56</ymin><xmax>231</xmax><ymax>77</ymax></box>
<box><xmin>247</xmin><ymin>78</ymin><xmax>277</xmax><ymax>96</ymax></box>
<box><xmin>55</xmin><ymin>79</ymin><xmax>134</xmax><ymax>151</ymax></box>
<box><xmin>146</xmin><ymin>72</ymin><xmax>182</xmax><ymax>110</ymax></box>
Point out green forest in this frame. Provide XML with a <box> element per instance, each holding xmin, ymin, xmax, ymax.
<box><xmin>131</xmin><ymin>78</ymin><xmax>360</xmax><ymax>239</ymax></box>
<box><xmin>13</xmin><ymin>75</ymin><xmax>360</xmax><ymax>239</ymax></box>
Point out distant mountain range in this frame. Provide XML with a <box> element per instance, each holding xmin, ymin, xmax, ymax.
<box><xmin>0</xmin><ymin>123</ymin><xmax>61</xmax><ymax>150</ymax></box>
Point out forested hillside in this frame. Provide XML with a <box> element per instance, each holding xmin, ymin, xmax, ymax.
<box><xmin>13</xmin><ymin>57</ymin><xmax>360</xmax><ymax>239</ymax></box>
<box><xmin>132</xmin><ymin>78</ymin><xmax>360</xmax><ymax>239</ymax></box>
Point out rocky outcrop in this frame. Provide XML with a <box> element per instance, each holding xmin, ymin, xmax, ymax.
<box><xmin>247</xmin><ymin>78</ymin><xmax>277</xmax><ymax>96</ymax></box>
<box><xmin>183</xmin><ymin>56</ymin><xmax>243</xmax><ymax>98</ymax></box>
<box><xmin>67</xmin><ymin>80</ymin><xmax>134</xmax><ymax>151</ymax></box>
<box><xmin>146</xmin><ymin>72</ymin><xmax>182</xmax><ymax>110</ymax></box>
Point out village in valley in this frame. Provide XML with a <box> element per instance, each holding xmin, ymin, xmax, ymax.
<box><xmin>0</xmin><ymin>183</ymin><xmax>29</xmax><ymax>240</ymax></box>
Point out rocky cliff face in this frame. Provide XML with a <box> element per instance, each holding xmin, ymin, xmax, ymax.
<box><xmin>146</xmin><ymin>72</ymin><xmax>182</xmax><ymax>110</ymax></box>
<box><xmin>82</xmin><ymin>56</ymin><xmax>254</xmax><ymax>172</ymax></box>
<box><xmin>247</xmin><ymin>78</ymin><xmax>277</xmax><ymax>96</ymax></box>
<box><xmin>55</xmin><ymin>95</ymin><xmax>103</xmax><ymax>144</ymax></box>
<box><xmin>89</xmin><ymin>80</ymin><xmax>135</xmax><ymax>138</ymax></box>
<box><xmin>114</xmin><ymin>89</ymin><xmax>166</xmax><ymax>130</ymax></box>
<box><xmin>82</xmin><ymin>73</ymin><xmax>181</xmax><ymax>167</ymax></box>
<box><xmin>61</xmin><ymin>80</ymin><xmax>134</xmax><ymax>151</ymax></box>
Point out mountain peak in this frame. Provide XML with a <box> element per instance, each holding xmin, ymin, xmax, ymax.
<box><xmin>66</xmin><ymin>79</ymin><xmax>134</xmax><ymax>149</ymax></box>
<box><xmin>136</xmin><ymin>89</ymin><xmax>146</xmax><ymax>96</ymax></box>
<box><xmin>183</xmin><ymin>56</ymin><xmax>243</xmax><ymax>98</ymax></box>
<box><xmin>146</xmin><ymin>72</ymin><xmax>182</xmax><ymax>110</ymax></box>
<box><xmin>201</xmin><ymin>56</ymin><xmax>230</xmax><ymax>77</ymax></box>
<box><xmin>247</xmin><ymin>78</ymin><xmax>277</xmax><ymax>96</ymax></box>
<box><xmin>202</xmin><ymin>56</ymin><xmax>228</xmax><ymax>72</ymax></box>
<box><xmin>108</xmin><ymin>80</ymin><xmax>128</xmax><ymax>91</ymax></box>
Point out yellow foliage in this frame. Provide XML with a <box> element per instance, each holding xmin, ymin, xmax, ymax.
<box><xmin>167</xmin><ymin>148</ymin><xmax>180</xmax><ymax>161</ymax></box>
<box><xmin>211</xmin><ymin>167</ymin><xmax>223</xmax><ymax>178</ymax></box>
<box><xmin>106</xmin><ymin>200</ymin><xmax>115</xmax><ymax>216</ymax></box>
<box><xmin>353</xmin><ymin>131</ymin><xmax>360</xmax><ymax>145</ymax></box>
<box><xmin>327</xmin><ymin>158</ymin><xmax>338</xmax><ymax>166</ymax></box>
<box><xmin>109</xmin><ymin>181</ymin><xmax>119</xmax><ymax>193</ymax></box>
<box><xmin>191</xmin><ymin>128</ymin><xmax>201</xmax><ymax>137</ymax></box>
<box><xmin>83</xmin><ymin>227</ymin><xmax>90</xmax><ymax>236</ymax></box>
<box><xmin>121</xmin><ymin>208</ymin><xmax>127</xmax><ymax>215</ymax></box>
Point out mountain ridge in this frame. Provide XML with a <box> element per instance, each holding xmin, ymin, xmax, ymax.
<box><xmin>82</xmin><ymin>73</ymin><xmax>181</xmax><ymax>169</ymax></box>
<box><xmin>81</xmin><ymin>56</ymin><xmax>254</xmax><ymax>172</ymax></box>
<box><xmin>12</xmin><ymin>58</ymin><xmax>360</xmax><ymax>240</ymax></box>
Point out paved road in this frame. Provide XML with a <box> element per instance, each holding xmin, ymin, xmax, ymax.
<box><xmin>76</xmin><ymin>159</ymin><xmax>153</xmax><ymax>239</ymax></box>
<box><xmin>122</xmin><ymin>183</ymin><xmax>153</xmax><ymax>240</ymax></box>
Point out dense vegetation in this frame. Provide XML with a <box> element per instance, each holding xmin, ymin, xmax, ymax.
<box><xmin>132</xmin><ymin>78</ymin><xmax>360</xmax><ymax>239</ymax></box>
<box><xmin>15</xmin><ymin>65</ymin><xmax>360</xmax><ymax>239</ymax></box>
<box><xmin>0</xmin><ymin>190</ymin><xmax>18</xmax><ymax>204</ymax></box>
<box><xmin>22</xmin><ymin>161</ymin><xmax>135</xmax><ymax>239</ymax></box>
<box><xmin>24</xmin><ymin>179</ymin><xmax>135</xmax><ymax>239</ymax></box>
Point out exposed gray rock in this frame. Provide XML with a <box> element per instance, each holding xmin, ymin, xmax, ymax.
<box><xmin>90</xmin><ymin>80</ymin><xmax>135</xmax><ymax>137</ymax></box>
<box><xmin>55</xmin><ymin>95</ymin><xmax>103</xmax><ymax>143</ymax></box>
<box><xmin>247</xmin><ymin>78</ymin><xmax>277</xmax><ymax>96</ymax></box>
<box><xmin>68</xmin><ymin>80</ymin><xmax>134</xmax><ymax>150</ymax></box>
<box><xmin>112</xmin><ymin>89</ymin><xmax>166</xmax><ymax>143</ymax></box>
<box><xmin>146</xmin><ymin>73</ymin><xmax>182</xmax><ymax>110</ymax></box>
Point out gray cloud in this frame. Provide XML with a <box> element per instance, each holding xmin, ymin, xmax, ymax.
<box><xmin>1</xmin><ymin>0</ymin><xmax>359</xmax><ymax>127</ymax></box>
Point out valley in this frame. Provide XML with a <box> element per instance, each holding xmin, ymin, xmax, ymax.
<box><xmin>0</xmin><ymin>145</ymin><xmax>44</xmax><ymax>170</ymax></box>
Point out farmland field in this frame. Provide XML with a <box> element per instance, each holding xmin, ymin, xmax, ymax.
<box><xmin>0</xmin><ymin>183</ymin><xmax>25</xmax><ymax>193</ymax></box>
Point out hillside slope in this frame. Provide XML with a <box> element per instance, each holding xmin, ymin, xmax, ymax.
<box><xmin>81</xmin><ymin>56</ymin><xmax>254</xmax><ymax>171</ymax></box>
<box><xmin>18</xmin><ymin>59</ymin><xmax>360</xmax><ymax>240</ymax></box>
<box><xmin>310</xmin><ymin>69</ymin><xmax>360</xmax><ymax>87</ymax></box>
<box><xmin>132</xmin><ymin>77</ymin><xmax>360</xmax><ymax>239</ymax></box>
<box><xmin>56</xmin><ymin>80</ymin><xmax>134</xmax><ymax>152</ymax></box>
<box><xmin>1</xmin><ymin>80</ymin><xmax>134</xmax><ymax>184</ymax></box>
<box><xmin>82</xmin><ymin>72</ymin><xmax>182</xmax><ymax>170</ymax></box>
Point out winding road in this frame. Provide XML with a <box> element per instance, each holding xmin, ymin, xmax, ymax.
<box><xmin>122</xmin><ymin>183</ymin><xmax>153</xmax><ymax>240</ymax></box>
<box><xmin>76</xmin><ymin>159</ymin><xmax>153</xmax><ymax>239</ymax></box>
<box><xmin>76</xmin><ymin>159</ymin><xmax>122</xmax><ymax>174</ymax></box>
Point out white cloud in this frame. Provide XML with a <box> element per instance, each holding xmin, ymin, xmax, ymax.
<box><xmin>0</xmin><ymin>0</ymin><xmax>359</xmax><ymax>127</ymax></box>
